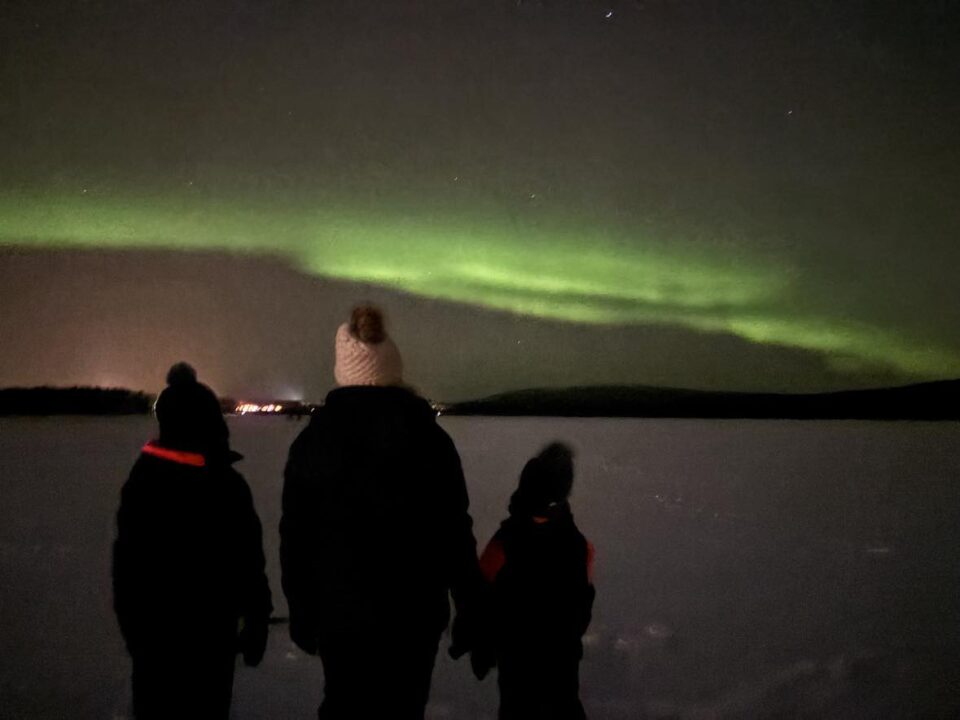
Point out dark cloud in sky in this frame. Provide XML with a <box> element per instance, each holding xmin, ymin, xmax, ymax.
<box><xmin>1</xmin><ymin>1</ymin><xmax>958</xmax><ymax>396</ymax></box>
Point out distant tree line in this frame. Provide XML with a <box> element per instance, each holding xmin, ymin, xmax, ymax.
<box><xmin>0</xmin><ymin>387</ymin><xmax>155</xmax><ymax>416</ymax></box>
<box><xmin>446</xmin><ymin>379</ymin><xmax>960</xmax><ymax>420</ymax></box>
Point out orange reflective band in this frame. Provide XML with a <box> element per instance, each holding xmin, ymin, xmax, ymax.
<box><xmin>142</xmin><ymin>442</ymin><xmax>206</xmax><ymax>467</ymax></box>
<box><xmin>531</xmin><ymin>516</ymin><xmax>550</xmax><ymax>524</ymax></box>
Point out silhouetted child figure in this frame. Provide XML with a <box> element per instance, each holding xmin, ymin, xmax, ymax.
<box><xmin>113</xmin><ymin>363</ymin><xmax>272</xmax><ymax>719</ymax></box>
<box><xmin>475</xmin><ymin>442</ymin><xmax>595</xmax><ymax>719</ymax></box>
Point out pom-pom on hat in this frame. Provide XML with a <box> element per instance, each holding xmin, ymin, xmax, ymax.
<box><xmin>334</xmin><ymin>304</ymin><xmax>404</xmax><ymax>387</ymax></box>
<box><xmin>509</xmin><ymin>442</ymin><xmax>576</xmax><ymax>517</ymax></box>
<box><xmin>154</xmin><ymin>362</ymin><xmax>229</xmax><ymax>456</ymax></box>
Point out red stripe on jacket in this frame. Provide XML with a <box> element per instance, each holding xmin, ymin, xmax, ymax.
<box><xmin>141</xmin><ymin>441</ymin><xmax>206</xmax><ymax>467</ymax></box>
<box><xmin>479</xmin><ymin>538</ymin><xmax>506</xmax><ymax>583</ymax></box>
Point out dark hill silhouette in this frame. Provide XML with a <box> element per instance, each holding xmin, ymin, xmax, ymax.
<box><xmin>444</xmin><ymin>379</ymin><xmax>960</xmax><ymax>420</ymax></box>
<box><xmin>5</xmin><ymin>380</ymin><xmax>959</xmax><ymax>420</ymax></box>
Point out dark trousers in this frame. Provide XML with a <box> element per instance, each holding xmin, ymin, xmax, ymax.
<box><xmin>498</xmin><ymin>652</ymin><xmax>586</xmax><ymax>720</ymax></box>
<box><xmin>316</xmin><ymin>631</ymin><xmax>440</xmax><ymax>720</ymax></box>
<box><xmin>131</xmin><ymin>650</ymin><xmax>236</xmax><ymax>720</ymax></box>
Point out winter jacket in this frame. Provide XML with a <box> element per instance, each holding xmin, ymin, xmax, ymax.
<box><xmin>479</xmin><ymin>503</ymin><xmax>595</xmax><ymax>662</ymax></box>
<box><xmin>280</xmin><ymin>385</ymin><xmax>483</xmax><ymax>650</ymax></box>
<box><xmin>112</xmin><ymin>442</ymin><xmax>272</xmax><ymax>662</ymax></box>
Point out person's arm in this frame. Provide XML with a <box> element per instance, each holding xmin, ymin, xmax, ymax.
<box><xmin>279</xmin><ymin>426</ymin><xmax>321</xmax><ymax>654</ymax></box>
<box><xmin>112</xmin><ymin>474</ymin><xmax>142</xmax><ymax>654</ymax></box>
<box><xmin>234</xmin><ymin>474</ymin><xmax>272</xmax><ymax>666</ymax></box>
<box><xmin>577</xmin><ymin>540</ymin><xmax>596</xmax><ymax>637</ymax></box>
<box><xmin>465</xmin><ymin>534</ymin><xmax>504</xmax><ymax>679</ymax></box>
<box><xmin>434</xmin><ymin>429</ymin><xmax>486</xmax><ymax>658</ymax></box>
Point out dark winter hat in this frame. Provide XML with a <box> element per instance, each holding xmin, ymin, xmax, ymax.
<box><xmin>334</xmin><ymin>304</ymin><xmax>403</xmax><ymax>387</ymax></box>
<box><xmin>154</xmin><ymin>362</ymin><xmax>229</xmax><ymax>456</ymax></box>
<box><xmin>509</xmin><ymin>442</ymin><xmax>576</xmax><ymax>517</ymax></box>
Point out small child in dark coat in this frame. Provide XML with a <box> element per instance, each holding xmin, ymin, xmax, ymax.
<box><xmin>113</xmin><ymin>363</ymin><xmax>272</xmax><ymax>719</ymax></box>
<box><xmin>475</xmin><ymin>442</ymin><xmax>595</xmax><ymax>720</ymax></box>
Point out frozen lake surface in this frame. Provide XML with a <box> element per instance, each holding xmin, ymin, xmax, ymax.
<box><xmin>1</xmin><ymin>415</ymin><xmax>959</xmax><ymax>719</ymax></box>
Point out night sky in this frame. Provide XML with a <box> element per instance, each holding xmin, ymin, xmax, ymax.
<box><xmin>1</xmin><ymin>1</ymin><xmax>958</xmax><ymax>401</ymax></box>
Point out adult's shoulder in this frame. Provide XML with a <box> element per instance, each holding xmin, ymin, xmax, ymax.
<box><xmin>426</xmin><ymin>414</ymin><xmax>456</xmax><ymax>449</ymax></box>
<box><xmin>286</xmin><ymin>405</ymin><xmax>329</xmax><ymax>447</ymax></box>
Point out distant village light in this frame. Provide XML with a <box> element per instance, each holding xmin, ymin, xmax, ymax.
<box><xmin>234</xmin><ymin>401</ymin><xmax>288</xmax><ymax>415</ymax></box>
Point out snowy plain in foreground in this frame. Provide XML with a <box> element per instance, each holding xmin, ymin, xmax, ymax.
<box><xmin>1</xmin><ymin>415</ymin><xmax>958</xmax><ymax>719</ymax></box>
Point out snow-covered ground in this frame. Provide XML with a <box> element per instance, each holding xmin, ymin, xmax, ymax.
<box><xmin>1</xmin><ymin>415</ymin><xmax>958</xmax><ymax>719</ymax></box>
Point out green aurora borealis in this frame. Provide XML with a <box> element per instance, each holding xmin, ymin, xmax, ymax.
<box><xmin>2</xmin><ymin>1</ymin><xmax>959</xmax><ymax>395</ymax></box>
<box><xmin>2</xmin><ymin>191</ymin><xmax>957</xmax><ymax>381</ymax></box>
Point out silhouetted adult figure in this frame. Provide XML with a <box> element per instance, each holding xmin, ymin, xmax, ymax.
<box><xmin>113</xmin><ymin>363</ymin><xmax>272</xmax><ymax>719</ymax></box>
<box><xmin>281</xmin><ymin>305</ymin><xmax>483</xmax><ymax>719</ymax></box>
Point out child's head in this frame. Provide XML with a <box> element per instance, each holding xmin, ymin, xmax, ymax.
<box><xmin>155</xmin><ymin>362</ymin><xmax>229</xmax><ymax>456</ymax></box>
<box><xmin>509</xmin><ymin>441</ymin><xmax>575</xmax><ymax>517</ymax></box>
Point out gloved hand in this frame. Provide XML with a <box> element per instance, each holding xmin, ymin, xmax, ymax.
<box><xmin>239</xmin><ymin>617</ymin><xmax>269</xmax><ymax>667</ymax></box>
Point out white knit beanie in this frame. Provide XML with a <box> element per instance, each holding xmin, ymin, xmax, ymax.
<box><xmin>334</xmin><ymin>305</ymin><xmax>404</xmax><ymax>387</ymax></box>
